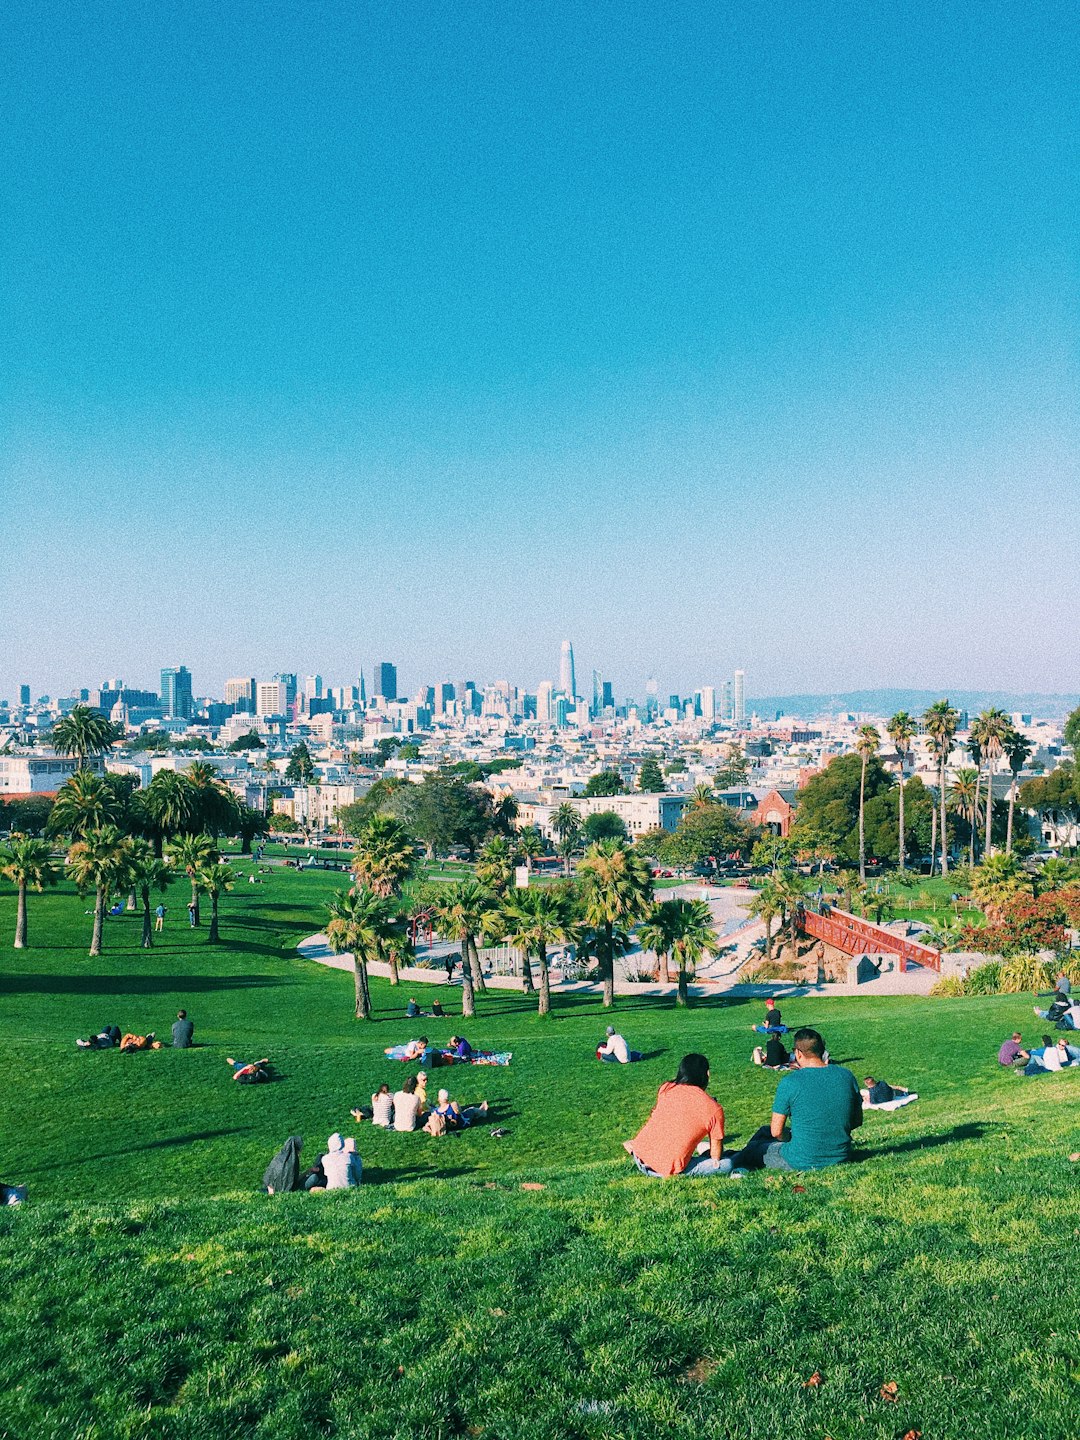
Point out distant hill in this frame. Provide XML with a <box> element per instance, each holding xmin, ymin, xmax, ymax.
<box><xmin>748</xmin><ymin>689</ymin><xmax>1078</xmax><ymax>721</ymax></box>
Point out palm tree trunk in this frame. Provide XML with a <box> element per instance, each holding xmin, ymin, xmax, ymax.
<box><xmin>858</xmin><ymin>756</ymin><xmax>867</xmax><ymax>881</ymax></box>
<box><xmin>91</xmin><ymin>887</ymin><xmax>105</xmax><ymax>957</ymax></box>
<box><xmin>208</xmin><ymin>895</ymin><xmax>220</xmax><ymax>943</ymax></box>
<box><xmin>353</xmin><ymin>959</ymin><xmax>372</xmax><ymax>1019</ymax></box>
<box><xmin>930</xmin><ymin>803</ymin><xmax>937</xmax><ymax>877</ymax></box>
<box><xmin>141</xmin><ymin>889</ymin><xmax>153</xmax><ymax>949</ymax></box>
<box><xmin>1007</xmin><ymin>777</ymin><xmax>1017</xmax><ymax>854</ymax></box>
<box><xmin>676</xmin><ymin>963</ymin><xmax>689</xmax><ymax>1007</ymax></box>
<box><xmin>939</xmin><ymin>760</ymin><xmax>949</xmax><ymax>874</ymax></box>
<box><xmin>14</xmin><ymin>882</ymin><xmax>27</xmax><ymax>949</ymax></box>
<box><xmin>461</xmin><ymin>960</ymin><xmax>475</xmax><ymax>1018</ymax></box>
<box><xmin>764</xmin><ymin>917</ymin><xmax>773</xmax><ymax>964</ymax></box>
<box><xmin>387</xmin><ymin>947</ymin><xmax>400</xmax><ymax>985</ymax></box>
<box><xmin>602</xmin><ymin>921</ymin><xmax>615</xmax><ymax>1008</ymax></box>
<box><xmin>520</xmin><ymin>945</ymin><xmax>534</xmax><ymax>993</ymax></box>
<box><xmin>973</xmin><ymin>770</ymin><xmax>982</xmax><ymax>862</ymax></box>
<box><xmin>660</xmin><ymin>948</ymin><xmax>671</xmax><ymax>984</ymax></box>
<box><xmin>897</xmin><ymin>777</ymin><xmax>906</xmax><ymax>872</ymax></box>
<box><xmin>985</xmin><ymin>760</ymin><xmax>994</xmax><ymax>860</ymax></box>
<box><xmin>537</xmin><ymin>944</ymin><xmax>551</xmax><ymax>1016</ymax></box>
<box><xmin>190</xmin><ymin>877</ymin><xmax>200</xmax><ymax>926</ymax></box>
<box><xmin>467</xmin><ymin>934</ymin><xmax>486</xmax><ymax>993</ymax></box>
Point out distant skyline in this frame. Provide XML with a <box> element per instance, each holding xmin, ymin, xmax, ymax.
<box><xmin>3</xmin><ymin>3</ymin><xmax>1078</xmax><ymax>698</ymax></box>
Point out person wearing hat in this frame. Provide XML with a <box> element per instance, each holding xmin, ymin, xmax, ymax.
<box><xmin>597</xmin><ymin>1026</ymin><xmax>642</xmax><ymax>1063</ymax></box>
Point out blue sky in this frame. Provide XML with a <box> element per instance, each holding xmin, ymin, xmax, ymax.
<box><xmin>2</xmin><ymin>1</ymin><xmax>1077</xmax><ymax>701</ymax></box>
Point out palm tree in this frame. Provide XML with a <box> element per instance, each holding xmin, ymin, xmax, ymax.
<box><xmin>577</xmin><ymin>840</ymin><xmax>653</xmax><ymax>1007</ymax></box>
<box><xmin>924</xmin><ymin>700</ymin><xmax>959</xmax><ymax>875</ymax></box>
<box><xmin>855</xmin><ymin>724</ymin><xmax>880</xmax><ymax>881</ymax></box>
<box><xmin>50</xmin><ymin>705</ymin><xmax>120</xmax><ymax>770</ymax></box>
<box><xmin>0</xmin><ymin>835</ymin><xmax>58</xmax><ymax>948</ymax></box>
<box><xmin>434</xmin><ymin>881</ymin><xmax>496</xmax><ymax>1012</ymax></box>
<box><xmin>236</xmin><ymin>804</ymin><xmax>268</xmax><ymax>855</ymax></box>
<box><xmin>970</xmin><ymin>853</ymin><xmax>1029</xmax><ymax>922</ymax></box>
<box><xmin>886</xmin><ymin>711</ymin><xmax>916</xmax><ymax>871</ymax></box>
<box><xmin>140</xmin><ymin>770</ymin><xmax>199</xmax><ymax>855</ymax></box>
<box><xmin>516</xmin><ymin>827</ymin><xmax>545</xmax><ymax>871</ymax></box>
<box><xmin>637</xmin><ymin>905</ymin><xmax>674</xmax><ymax>983</ymax></box>
<box><xmin>748</xmin><ymin>877</ymin><xmax>782</xmax><ymax>964</ymax></box>
<box><xmin>475</xmin><ymin>835</ymin><xmax>518</xmax><ymax>895</ymax></box>
<box><xmin>650</xmin><ymin>897</ymin><xmax>715</xmax><ymax>1006</ymax></box>
<box><xmin>185</xmin><ymin>762</ymin><xmax>240</xmax><ymax>837</ymax></box>
<box><xmin>67</xmin><ymin>825</ymin><xmax>132</xmax><ymax>956</ymax></box>
<box><xmin>1003</xmin><ymin>728</ymin><xmax>1033</xmax><ymax>855</ymax></box>
<box><xmin>198</xmin><ymin>862</ymin><xmax>235</xmax><ymax>943</ymax></box>
<box><xmin>351</xmin><ymin>813</ymin><xmax>418</xmax><ymax>900</ymax></box>
<box><xmin>124</xmin><ymin>841</ymin><xmax>172</xmax><ymax>949</ymax></box>
<box><xmin>491</xmin><ymin>793</ymin><xmax>519</xmax><ymax>835</ymax></box>
<box><xmin>326</xmin><ymin>886</ymin><xmax>401</xmax><ymax>1019</ymax></box>
<box><xmin>168</xmin><ymin>833</ymin><xmax>218</xmax><ymax>926</ymax></box>
<box><xmin>966</xmin><ymin>727</ymin><xmax>984</xmax><ymax>862</ymax></box>
<box><xmin>49</xmin><ymin>770</ymin><xmax>120</xmax><ymax>840</ymax></box>
<box><xmin>949</xmin><ymin>768</ymin><xmax>980</xmax><ymax>867</ymax></box>
<box><xmin>551</xmin><ymin>804</ymin><xmax>583</xmax><ymax>876</ymax></box>
<box><xmin>500</xmin><ymin>888</ymin><xmax>569</xmax><ymax>1015</ymax></box>
<box><xmin>689</xmin><ymin>783</ymin><xmax>715</xmax><ymax>810</ymax></box>
<box><xmin>975</xmin><ymin>708</ymin><xmax>1009</xmax><ymax>859</ymax></box>
<box><xmin>774</xmin><ymin>868</ymin><xmax>808</xmax><ymax>953</ymax></box>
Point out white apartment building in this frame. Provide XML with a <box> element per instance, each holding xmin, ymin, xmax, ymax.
<box><xmin>256</xmin><ymin>681</ymin><xmax>289</xmax><ymax>717</ymax></box>
<box><xmin>521</xmin><ymin>790</ymin><xmax>689</xmax><ymax>839</ymax></box>
<box><xmin>0</xmin><ymin>752</ymin><xmax>104</xmax><ymax>794</ymax></box>
<box><xmin>272</xmin><ymin>783</ymin><xmax>365</xmax><ymax>830</ymax></box>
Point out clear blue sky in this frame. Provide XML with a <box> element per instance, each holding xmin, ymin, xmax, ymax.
<box><xmin>2</xmin><ymin>1</ymin><xmax>1077</xmax><ymax>702</ymax></box>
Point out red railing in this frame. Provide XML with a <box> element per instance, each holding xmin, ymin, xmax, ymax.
<box><xmin>797</xmin><ymin>905</ymin><xmax>940</xmax><ymax>972</ymax></box>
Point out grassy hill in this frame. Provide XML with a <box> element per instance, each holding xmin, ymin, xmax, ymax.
<box><xmin>0</xmin><ymin>868</ymin><xmax>1077</xmax><ymax>1440</ymax></box>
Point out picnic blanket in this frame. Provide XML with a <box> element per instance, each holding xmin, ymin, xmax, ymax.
<box><xmin>864</xmin><ymin>1091</ymin><xmax>918</xmax><ymax>1111</ymax></box>
<box><xmin>383</xmin><ymin>1045</ymin><xmax>512</xmax><ymax>1067</ymax></box>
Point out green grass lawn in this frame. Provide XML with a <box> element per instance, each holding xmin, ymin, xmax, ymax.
<box><xmin>0</xmin><ymin>870</ymin><xmax>1078</xmax><ymax>1439</ymax></box>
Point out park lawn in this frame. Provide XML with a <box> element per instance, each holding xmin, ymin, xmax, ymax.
<box><xmin>0</xmin><ymin>870</ymin><xmax>1078</xmax><ymax>1440</ymax></box>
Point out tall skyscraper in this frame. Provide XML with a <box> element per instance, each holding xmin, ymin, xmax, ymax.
<box><xmin>160</xmin><ymin>666</ymin><xmax>193</xmax><ymax>719</ymax></box>
<box><xmin>358</xmin><ymin>670</ymin><xmax>367</xmax><ymax>705</ymax></box>
<box><xmin>559</xmin><ymin>640</ymin><xmax>576</xmax><ymax>699</ymax></box>
<box><xmin>225</xmin><ymin>677</ymin><xmax>256</xmax><ymax>713</ymax></box>
<box><xmin>720</xmin><ymin>679</ymin><xmax>733</xmax><ymax>720</ymax></box>
<box><xmin>374</xmin><ymin>662</ymin><xmax>398</xmax><ymax>701</ymax></box>
<box><xmin>734</xmin><ymin>669</ymin><xmax>746</xmax><ymax>726</ymax></box>
<box><xmin>536</xmin><ymin>680</ymin><xmax>554</xmax><ymax>723</ymax></box>
<box><xmin>700</xmin><ymin>685</ymin><xmax>716</xmax><ymax>723</ymax></box>
<box><xmin>19</xmin><ymin>685</ymin><xmax>30</xmax><ymax>707</ymax></box>
<box><xmin>256</xmin><ymin>680</ymin><xmax>288</xmax><ymax>716</ymax></box>
<box><xmin>303</xmin><ymin>674</ymin><xmax>323</xmax><ymax>702</ymax></box>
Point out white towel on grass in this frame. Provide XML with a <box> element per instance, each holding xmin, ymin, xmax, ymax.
<box><xmin>865</xmin><ymin>1092</ymin><xmax>918</xmax><ymax>1112</ymax></box>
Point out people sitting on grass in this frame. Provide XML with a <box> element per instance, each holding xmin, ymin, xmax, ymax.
<box><xmin>597</xmin><ymin>1026</ymin><xmax>643</xmax><ymax>1063</ymax></box>
<box><xmin>403</xmin><ymin>1036</ymin><xmax>429</xmax><ymax>1061</ymax></box>
<box><xmin>423</xmin><ymin>1087</ymin><xmax>490</xmax><ymax>1134</ymax></box>
<box><xmin>120</xmin><ymin>1032</ymin><xmax>160</xmax><ymax>1052</ymax></box>
<box><xmin>171</xmin><ymin>1010</ymin><xmax>194</xmax><ymax>1048</ymax></box>
<box><xmin>1034</xmin><ymin>989</ymin><xmax>1073</xmax><ymax>1026</ymax></box>
<box><xmin>753</xmin><ymin>998</ymin><xmax>786</xmax><ymax>1034</ymax></box>
<box><xmin>720</xmin><ymin>1028</ymin><xmax>862</xmax><ymax>1174</ymax></box>
<box><xmin>752</xmin><ymin>1034</ymin><xmax>790</xmax><ymax>1069</ymax></box>
<box><xmin>1023</xmin><ymin>1036</ymin><xmax>1078</xmax><ymax>1074</ymax></box>
<box><xmin>313</xmin><ymin>1133</ymin><xmax>361</xmax><ymax>1189</ymax></box>
<box><xmin>406</xmin><ymin>998</ymin><xmax>421</xmax><ymax>1018</ymax></box>
<box><xmin>624</xmin><ymin>1053</ymin><xmax>726</xmax><ymax>1177</ymax></box>
<box><xmin>352</xmin><ymin>1083</ymin><xmax>394</xmax><ymax>1127</ymax></box>
<box><xmin>431</xmin><ymin>1000</ymin><xmax>445</xmax><ymax>1017</ymax></box>
<box><xmin>263</xmin><ymin>1135</ymin><xmax>303</xmax><ymax>1194</ymax></box>
<box><xmin>998</xmin><ymin>1033</ymin><xmax>1030</xmax><ymax>1066</ymax></box>
<box><xmin>76</xmin><ymin>1025</ymin><xmax>121</xmax><ymax>1050</ymax></box>
<box><xmin>392</xmin><ymin>1075</ymin><xmax>424</xmax><ymax>1132</ymax></box>
<box><xmin>415</xmin><ymin>1071</ymin><xmax>429</xmax><ymax>1108</ymax></box>
<box><xmin>449</xmin><ymin>1035</ymin><xmax>473</xmax><ymax>1061</ymax></box>
<box><xmin>228</xmin><ymin>1056</ymin><xmax>271</xmax><ymax>1083</ymax></box>
<box><xmin>860</xmin><ymin>1075</ymin><xmax>911</xmax><ymax>1105</ymax></box>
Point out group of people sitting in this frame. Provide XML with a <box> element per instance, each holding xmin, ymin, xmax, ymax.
<box><xmin>406</xmin><ymin>997</ymin><xmax>447</xmax><ymax>1019</ymax></box>
<box><xmin>351</xmin><ymin>1074</ymin><xmax>490</xmax><ymax>1136</ymax></box>
<box><xmin>399</xmin><ymin>1034</ymin><xmax>474</xmax><ymax>1065</ymax></box>
<box><xmin>999</xmin><ymin>1032</ymin><xmax>1080</xmax><ymax>1075</ymax></box>
<box><xmin>1033</xmin><ymin>975</ymin><xmax>1079</xmax><ymax>1030</ymax></box>
<box><xmin>625</xmin><ymin>1027</ymin><xmax>866</xmax><ymax>1177</ymax></box>
<box><xmin>262</xmin><ymin>1134</ymin><xmax>363</xmax><ymax>1193</ymax></box>
<box><xmin>77</xmin><ymin>1011</ymin><xmax>195</xmax><ymax>1052</ymax></box>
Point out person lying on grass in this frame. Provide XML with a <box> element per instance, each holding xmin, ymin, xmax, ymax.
<box><xmin>860</xmin><ymin>1076</ymin><xmax>911</xmax><ymax>1105</ymax></box>
<box><xmin>403</xmin><ymin>1036</ymin><xmax>429</xmax><ymax>1061</ymax></box>
<box><xmin>76</xmin><ymin>1025</ymin><xmax>121</xmax><ymax>1050</ymax></box>
<box><xmin>752</xmin><ymin>1034</ymin><xmax>791</xmax><ymax>1069</ymax></box>
<box><xmin>423</xmin><ymin>1087</ymin><xmax>490</xmax><ymax>1135</ymax></box>
<box><xmin>1033</xmin><ymin>990</ymin><xmax>1072</xmax><ymax>1025</ymax></box>
<box><xmin>228</xmin><ymin>1056</ymin><xmax>271</xmax><ymax>1083</ymax></box>
<box><xmin>120</xmin><ymin>1032</ymin><xmax>161</xmax><ymax>1052</ymax></box>
<box><xmin>597</xmin><ymin>1027</ymin><xmax>643</xmax><ymax>1063</ymax></box>
<box><xmin>624</xmin><ymin>1053</ymin><xmax>726</xmax><ymax>1177</ymax></box>
<box><xmin>720</xmin><ymin>1028</ymin><xmax>862</xmax><ymax>1174</ymax></box>
<box><xmin>998</xmin><ymin>1033</ymin><xmax>1030</xmax><ymax>1066</ymax></box>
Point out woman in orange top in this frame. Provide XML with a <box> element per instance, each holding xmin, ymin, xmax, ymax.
<box><xmin>624</xmin><ymin>1053</ymin><xmax>725</xmax><ymax>1176</ymax></box>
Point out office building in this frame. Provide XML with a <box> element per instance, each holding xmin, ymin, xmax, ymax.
<box><xmin>160</xmin><ymin>666</ymin><xmax>193</xmax><ymax>720</ymax></box>
<box><xmin>734</xmin><ymin>669</ymin><xmax>746</xmax><ymax>726</ymax></box>
<box><xmin>273</xmin><ymin>673</ymin><xmax>298</xmax><ymax>714</ymax></box>
<box><xmin>303</xmin><ymin>674</ymin><xmax>323</xmax><ymax>704</ymax></box>
<box><xmin>434</xmin><ymin>681</ymin><xmax>455</xmax><ymax>715</ymax></box>
<box><xmin>700</xmin><ymin>685</ymin><xmax>716</xmax><ymax>723</ymax></box>
<box><xmin>536</xmin><ymin>680</ymin><xmax>554</xmax><ymax>723</ymax></box>
<box><xmin>224</xmin><ymin>677</ymin><xmax>257</xmax><ymax>713</ymax></box>
<box><xmin>721</xmin><ymin>679</ymin><xmax>734</xmax><ymax>721</ymax></box>
<box><xmin>559</xmin><ymin>640</ymin><xmax>576</xmax><ymax>699</ymax></box>
<box><xmin>19</xmin><ymin>685</ymin><xmax>30</xmax><ymax>707</ymax></box>
<box><xmin>256</xmin><ymin>680</ymin><xmax>289</xmax><ymax>717</ymax></box>
<box><xmin>374</xmin><ymin>662</ymin><xmax>398</xmax><ymax>701</ymax></box>
<box><xmin>602</xmin><ymin>680</ymin><xmax>614</xmax><ymax>711</ymax></box>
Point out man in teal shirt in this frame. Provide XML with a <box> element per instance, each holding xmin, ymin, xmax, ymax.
<box><xmin>721</xmin><ymin>1028</ymin><xmax>862</xmax><ymax>1172</ymax></box>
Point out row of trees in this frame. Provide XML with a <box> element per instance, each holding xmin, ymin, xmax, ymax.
<box><xmin>325</xmin><ymin>814</ymin><xmax>719</xmax><ymax>1020</ymax></box>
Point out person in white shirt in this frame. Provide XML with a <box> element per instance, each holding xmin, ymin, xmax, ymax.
<box><xmin>320</xmin><ymin>1133</ymin><xmax>360</xmax><ymax>1189</ymax></box>
<box><xmin>597</xmin><ymin>1026</ymin><xmax>642</xmax><ymax>1064</ymax></box>
<box><xmin>392</xmin><ymin>1076</ymin><xmax>424</xmax><ymax>1131</ymax></box>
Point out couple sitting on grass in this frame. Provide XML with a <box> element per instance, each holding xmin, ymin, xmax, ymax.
<box><xmin>262</xmin><ymin>1134</ymin><xmax>362</xmax><ymax>1193</ymax></box>
<box><xmin>625</xmin><ymin>1028</ymin><xmax>863</xmax><ymax>1178</ymax></box>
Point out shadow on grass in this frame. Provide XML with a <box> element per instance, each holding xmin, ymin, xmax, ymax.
<box><xmin>22</xmin><ymin>1126</ymin><xmax>253</xmax><ymax>1173</ymax></box>
<box><xmin>862</xmin><ymin>1121</ymin><xmax>993</xmax><ymax>1159</ymax></box>
<box><xmin>0</xmin><ymin>974</ymin><xmax>285</xmax><ymax>996</ymax></box>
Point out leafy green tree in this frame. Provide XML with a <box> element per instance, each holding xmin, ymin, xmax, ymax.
<box><xmin>0</xmin><ymin>834</ymin><xmax>58</xmax><ymax>948</ymax></box>
<box><xmin>637</xmin><ymin>756</ymin><xmax>664</xmax><ymax>793</ymax></box>
<box><xmin>583</xmin><ymin>811</ymin><xmax>628</xmax><ymax>844</ymax></box>
<box><xmin>284</xmin><ymin>742</ymin><xmax>316</xmax><ymax>784</ymax></box>
<box><xmin>1064</xmin><ymin>706</ymin><xmax>1080</xmax><ymax>753</ymax></box>
<box><xmin>199</xmin><ymin>862</ymin><xmax>236</xmax><ymax>943</ymax></box>
<box><xmin>664</xmin><ymin>759</ymin><xmax>687</xmax><ymax>775</ymax></box>
<box><xmin>970</xmin><ymin>853</ymin><xmax>1030</xmax><ymax>921</ymax></box>
<box><xmin>923</xmin><ymin>700</ymin><xmax>960</xmax><ymax>874</ymax></box>
<box><xmin>860</xmin><ymin>778</ymin><xmax>938</xmax><ymax>868</ymax></box>
<box><xmin>665</xmin><ymin>803</ymin><xmax>754</xmax><ymax>867</ymax></box>
<box><xmin>714</xmin><ymin>743</ymin><xmax>749</xmax><ymax>789</ymax></box>
<box><xmin>1019</xmin><ymin>763</ymin><xmax>1080</xmax><ymax>854</ymax></box>
<box><xmin>491</xmin><ymin>793</ymin><xmax>519</xmax><ymax>835</ymax></box>
<box><xmin>50</xmin><ymin>705</ymin><xmax>121</xmax><ymax>770</ymax></box>
<box><xmin>582</xmin><ymin>770</ymin><xmax>624</xmax><ymax>798</ymax></box>
<box><xmin>124</xmin><ymin>730</ymin><xmax>172</xmax><ymax>753</ymax></box>
<box><xmin>67</xmin><ymin>825</ymin><xmax>132</xmax><ymax>956</ymax></box>
<box><xmin>397</xmin><ymin>743</ymin><xmax>421</xmax><ymax>761</ymax></box>
<box><xmin>227</xmin><ymin>731</ymin><xmax>265</xmax><ymax>752</ymax></box>
<box><xmin>500</xmin><ymin>887</ymin><xmax>570</xmax><ymax>1014</ymax></box>
<box><xmin>551</xmin><ymin>802</ymin><xmax>583</xmax><ymax>875</ymax></box>
<box><xmin>578</xmin><ymin>841</ymin><xmax>653</xmax><ymax>1007</ymax></box>
<box><xmin>886</xmin><ymin>711</ymin><xmax>917</xmax><ymax>870</ymax></box>
<box><xmin>326</xmin><ymin>886</ymin><xmax>404</xmax><ymax>1019</ymax></box>
<box><xmin>0</xmin><ymin>796</ymin><xmax>54</xmax><ymax>835</ymax></box>
<box><xmin>235</xmin><ymin>805</ymin><xmax>268</xmax><ymax>854</ymax></box>
<box><xmin>268</xmin><ymin>812</ymin><xmax>297</xmax><ymax>833</ymax></box>
<box><xmin>391</xmin><ymin>769</ymin><xmax>495</xmax><ymax>859</ymax></box>
<box><xmin>168</xmin><ymin>833</ymin><xmax>218</xmax><ymax>926</ymax></box>
<box><xmin>793</xmin><ymin>753</ymin><xmax>894</xmax><ymax>868</ymax></box>
<box><xmin>49</xmin><ymin>771</ymin><xmax>121</xmax><ymax>841</ymax></box>
<box><xmin>855</xmin><ymin>725</ymin><xmax>880</xmax><ymax>880</ymax></box>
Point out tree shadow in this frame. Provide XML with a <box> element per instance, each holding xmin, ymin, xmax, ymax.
<box><xmin>859</xmin><ymin>1121</ymin><xmax>993</xmax><ymax>1159</ymax></box>
<box><xmin>22</xmin><ymin>1127</ymin><xmax>253</xmax><ymax>1173</ymax></box>
<box><xmin>0</xmin><ymin>973</ymin><xmax>285</xmax><ymax>996</ymax></box>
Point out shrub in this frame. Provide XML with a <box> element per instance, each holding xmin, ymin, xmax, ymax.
<box><xmin>998</xmin><ymin>956</ymin><xmax>1058</xmax><ymax>994</ymax></box>
<box><xmin>962</xmin><ymin>961</ymin><xmax>1003</xmax><ymax>995</ymax></box>
<box><xmin>929</xmin><ymin>976</ymin><xmax>966</xmax><ymax>998</ymax></box>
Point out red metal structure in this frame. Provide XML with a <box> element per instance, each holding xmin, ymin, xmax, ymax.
<box><xmin>797</xmin><ymin>905</ymin><xmax>940</xmax><ymax>973</ymax></box>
